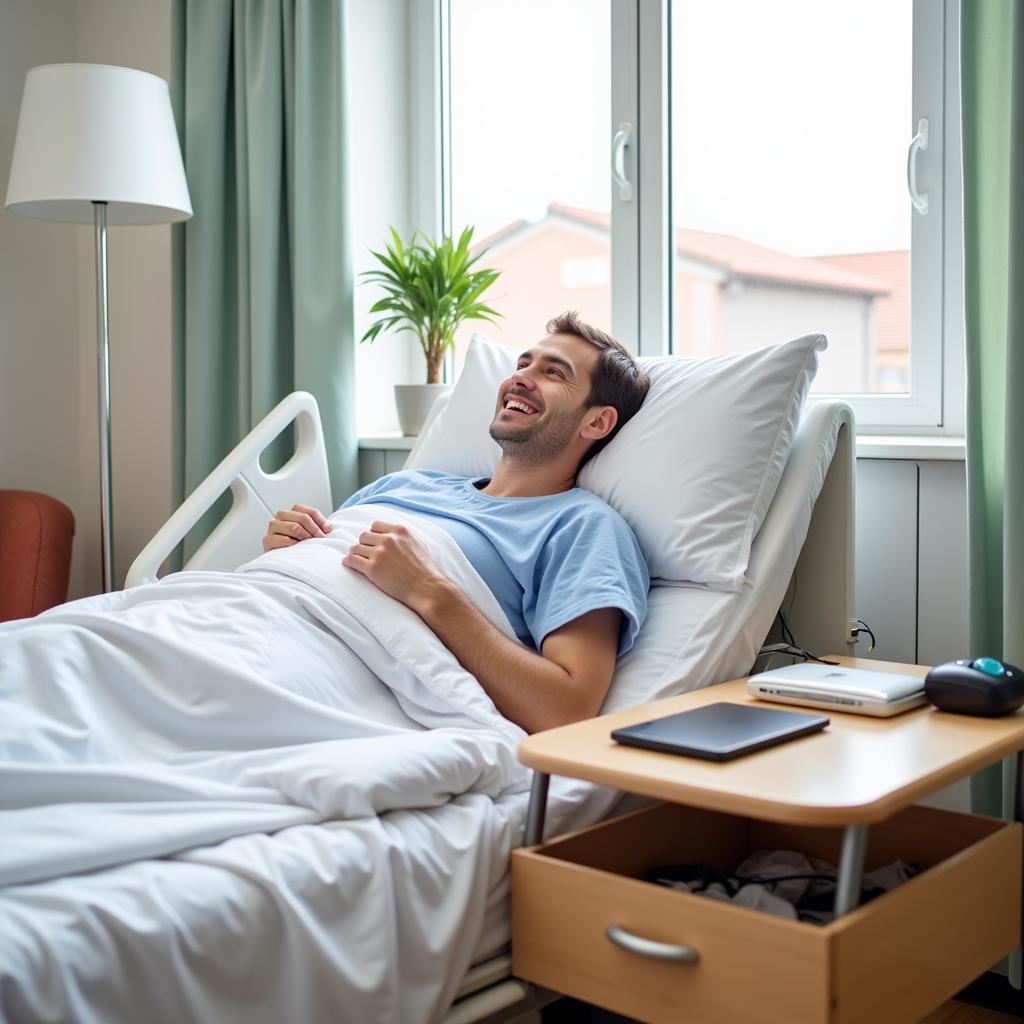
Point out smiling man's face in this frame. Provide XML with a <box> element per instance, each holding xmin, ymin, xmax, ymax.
<box><xmin>489</xmin><ymin>333</ymin><xmax>600</xmax><ymax>465</ymax></box>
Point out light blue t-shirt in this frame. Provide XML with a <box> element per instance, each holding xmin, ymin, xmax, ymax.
<box><xmin>341</xmin><ymin>469</ymin><xmax>649</xmax><ymax>655</ymax></box>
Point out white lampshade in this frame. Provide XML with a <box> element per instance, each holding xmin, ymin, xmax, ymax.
<box><xmin>5</xmin><ymin>63</ymin><xmax>192</xmax><ymax>225</ymax></box>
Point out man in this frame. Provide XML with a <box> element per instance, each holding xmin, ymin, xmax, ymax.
<box><xmin>262</xmin><ymin>312</ymin><xmax>652</xmax><ymax>734</ymax></box>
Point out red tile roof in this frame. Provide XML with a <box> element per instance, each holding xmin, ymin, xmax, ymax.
<box><xmin>473</xmin><ymin>204</ymin><xmax>891</xmax><ymax>296</ymax></box>
<box><xmin>550</xmin><ymin>204</ymin><xmax>891</xmax><ymax>295</ymax></box>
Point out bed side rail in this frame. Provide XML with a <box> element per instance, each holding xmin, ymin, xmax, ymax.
<box><xmin>125</xmin><ymin>392</ymin><xmax>332</xmax><ymax>587</ymax></box>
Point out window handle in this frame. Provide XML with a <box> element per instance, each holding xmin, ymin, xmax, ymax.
<box><xmin>907</xmin><ymin>118</ymin><xmax>929</xmax><ymax>215</ymax></box>
<box><xmin>606</xmin><ymin>923</ymin><xmax>699</xmax><ymax>963</ymax></box>
<box><xmin>612</xmin><ymin>122</ymin><xmax>634</xmax><ymax>202</ymax></box>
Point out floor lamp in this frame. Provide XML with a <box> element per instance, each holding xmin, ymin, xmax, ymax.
<box><xmin>5</xmin><ymin>64</ymin><xmax>192</xmax><ymax>593</ymax></box>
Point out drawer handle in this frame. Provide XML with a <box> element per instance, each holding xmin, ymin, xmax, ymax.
<box><xmin>605</xmin><ymin>924</ymin><xmax>700</xmax><ymax>964</ymax></box>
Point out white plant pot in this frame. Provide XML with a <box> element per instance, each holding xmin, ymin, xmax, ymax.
<box><xmin>394</xmin><ymin>383</ymin><xmax>453</xmax><ymax>436</ymax></box>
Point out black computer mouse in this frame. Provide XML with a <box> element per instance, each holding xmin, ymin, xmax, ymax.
<box><xmin>924</xmin><ymin>657</ymin><xmax>1024</xmax><ymax>717</ymax></box>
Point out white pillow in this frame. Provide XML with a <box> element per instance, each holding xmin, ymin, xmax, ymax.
<box><xmin>580</xmin><ymin>335</ymin><xmax>826</xmax><ymax>587</ymax></box>
<box><xmin>408</xmin><ymin>331</ymin><xmax>826</xmax><ymax>587</ymax></box>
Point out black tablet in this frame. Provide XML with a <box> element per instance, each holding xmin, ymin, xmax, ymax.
<box><xmin>611</xmin><ymin>702</ymin><xmax>830</xmax><ymax>762</ymax></box>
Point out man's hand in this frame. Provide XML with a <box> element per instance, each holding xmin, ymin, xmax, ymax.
<box><xmin>262</xmin><ymin>504</ymin><xmax>332</xmax><ymax>552</ymax></box>
<box><xmin>342</xmin><ymin>521</ymin><xmax>446</xmax><ymax>606</ymax></box>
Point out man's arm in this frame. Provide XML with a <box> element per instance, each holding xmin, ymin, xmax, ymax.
<box><xmin>417</xmin><ymin>586</ymin><xmax>620</xmax><ymax>733</ymax></box>
<box><xmin>342</xmin><ymin>521</ymin><xmax>620</xmax><ymax>733</ymax></box>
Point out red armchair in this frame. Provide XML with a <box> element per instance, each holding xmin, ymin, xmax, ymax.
<box><xmin>0</xmin><ymin>490</ymin><xmax>75</xmax><ymax>622</ymax></box>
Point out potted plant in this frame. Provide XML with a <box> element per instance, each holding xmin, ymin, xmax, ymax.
<box><xmin>360</xmin><ymin>226</ymin><xmax>502</xmax><ymax>435</ymax></box>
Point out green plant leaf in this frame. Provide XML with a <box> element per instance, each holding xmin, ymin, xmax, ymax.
<box><xmin>358</xmin><ymin>225</ymin><xmax>504</xmax><ymax>367</ymax></box>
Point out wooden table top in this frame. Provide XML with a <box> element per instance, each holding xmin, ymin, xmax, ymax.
<box><xmin>518</xmin><ymin>658</ymin><xmax>1024</xmax><ymax>826</ymax></box>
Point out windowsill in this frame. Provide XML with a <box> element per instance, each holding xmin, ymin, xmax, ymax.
<box><xmin>855</xmin><ymin>435</ymin><xmax>965</xmax><ymax>460</ymax></box>
<box><xmin>359</xmin><ymin>433</ymin><xmax>967</xmax><ymax>460</ymax></box>
<box><xmin>359</xmin><ymin>434</ymin><xmax>418</xmax><ymax>450</ymax></box>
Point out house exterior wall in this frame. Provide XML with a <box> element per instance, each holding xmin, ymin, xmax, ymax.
<box><xmin>720</xmin><ymin>281</ymin><xmax>872</xmax><ymax>392</ymax></box>
<box><xmin>460</xmin><ymin>222</ymin><xmax>874</xmax><ymax>397</ymax></box>
<box><xmin>674</xmin><ymin>269</ymin><xmax>725</xmax><ymax>356</ymax></box>
<box><xmin>454</xmin><ymin>224</ymin><xmax>614</xmax><ymax>366</ymax></box>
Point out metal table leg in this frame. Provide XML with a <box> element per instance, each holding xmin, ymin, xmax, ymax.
<box><xmin>523</xmin><ymin>772</ymin><xmax>550</xmax><ymax>847</ymax></box>
<box><xmin>1013</xmin><ymin>752</ymin><xmax>1024</xmax><ymax>823</ymax></box>
<box><xmin>833</xmin><ymin>824</ymin><xmax>868</xmax><ymax>918</ymax></box>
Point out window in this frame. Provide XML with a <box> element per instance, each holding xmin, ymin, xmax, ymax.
<box><xmin>434</xmin><ymin>0</ymin><xmax>961</xmax><ymax>433</ymax></box>
<box><xmin>671</xmin><ymin>0</ymin><xmax>912</xmax><ymax>396</ymax></box>
<box><xmin>448</xmin><ymin>0</ymin><xmax>612</xmax><ymax>375</ymax></box>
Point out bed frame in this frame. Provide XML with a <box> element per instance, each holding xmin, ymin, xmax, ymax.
<box><xmin>125</xmin><ymin>391</ymin><xmax>856</xmax><ymax>1023</ymax></box>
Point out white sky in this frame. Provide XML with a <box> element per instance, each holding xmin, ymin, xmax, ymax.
<box><xmin>450</xmin><ymin>0</ymin><xmax>913</xmax><ymax>257</ymax></box>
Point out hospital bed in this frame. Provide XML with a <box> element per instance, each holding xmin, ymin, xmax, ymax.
<box><xmin>116</xmin><ymin>386</ymin><xmax>856</xmax><ymax>1024</ymax></box>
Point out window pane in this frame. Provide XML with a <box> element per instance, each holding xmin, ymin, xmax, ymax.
<box><xmin>449</xmin><ymin>0</ymin><xmax>611</xmax><ymax>369</ymax></box>
<box><xmin>670</xmin><ymin>0</ymin><xmax>912</xmax><ymax>393</ymax></box>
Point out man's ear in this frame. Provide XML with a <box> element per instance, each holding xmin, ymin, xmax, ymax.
<box><xmin>580</xmin><ymin>405</ymin><xmax>618</xmax><ymax>441</ymax></box>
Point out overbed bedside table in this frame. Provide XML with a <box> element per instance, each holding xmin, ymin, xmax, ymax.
<box><xmin>511</xmin><ymin>657</ymin><xmax>1024</xmax><ymax>1024</ymax></box>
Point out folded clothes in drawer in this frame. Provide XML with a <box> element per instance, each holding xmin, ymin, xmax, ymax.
<box><xmin>512</xmin><ymin>801</ymin><xmax>1021</xmax><ymax>1024</ymax></box>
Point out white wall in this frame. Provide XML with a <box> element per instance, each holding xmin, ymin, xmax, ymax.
<box><xmin>350</xmin><ymin>0</ymin><xmax>421</xmax><ymax>437</ymax></box>
<box><xmin>723</xmin><ymin>282</ymin><xmax>872</xmax><ymax>392</ymax></box>
<box><xmin>0</xmin><ymin>0</ymin><xmax>107</xmax><ymax>600</ymax></box>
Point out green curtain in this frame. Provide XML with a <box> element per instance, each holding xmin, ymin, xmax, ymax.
<box><xmin>171</xmin><ymin>0</ymin><xmax>357</xmax><ymax>556</ymax></box>
<box><xmin>963</xmin><ymin>0</ymin><xmax>1024</xmax><ymax>822</ymax></box>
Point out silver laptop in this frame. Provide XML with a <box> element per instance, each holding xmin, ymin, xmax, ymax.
<box><xmin>747</xmin><ymin>662</ymin><xmax>927</xmax><ymax>717</ymax></box>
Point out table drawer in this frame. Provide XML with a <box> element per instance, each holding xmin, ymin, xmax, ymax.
<box><xmin>512</xmin><ymin>801</ymin><xmax>1020</xmax><ymax>1024</ymax></box>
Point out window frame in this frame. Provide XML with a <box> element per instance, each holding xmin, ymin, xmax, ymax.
<box><xmin>427</xmin><ymin>0</ymin><xmax>964</xmax><ymax>436</ymax></box>
<box><xmin>809</xmin><ymin>0</ymin><xmax>953</xmax><ymax>433</ymax></box>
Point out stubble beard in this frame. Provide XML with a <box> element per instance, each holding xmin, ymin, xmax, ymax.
<box><xmin>489</xmin><ymin>405</ymin><xmax>589</xmax><ymax>467</ymax></box>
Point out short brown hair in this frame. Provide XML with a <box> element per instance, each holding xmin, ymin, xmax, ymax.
<box><xmin>546</xmin><ymin>311</ymin><xmax>651</xmax><ymax>467</ymax></box>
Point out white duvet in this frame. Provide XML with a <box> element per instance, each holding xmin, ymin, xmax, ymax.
<box><xmin>0</xmin><ymin>505</ymin><xmax>542</xmax><ymax>1024</ymax></box>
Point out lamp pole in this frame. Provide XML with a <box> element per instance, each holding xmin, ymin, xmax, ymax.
<box><xmin>93</xmin><ymin>200</ymin><xmax>114</xmax><ymax>592</ymax></box>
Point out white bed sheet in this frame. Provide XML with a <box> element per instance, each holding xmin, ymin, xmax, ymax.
<box><xmin>1</xmin><ymin>582</ymin><xmax>767</xmax><ymax>1019</ymax></box>
<box><xmin>0</xmin><ymin>584</ymin><xmax>756</xmax><ymax>1024</ymax></box>
<box><xmin>1</xmin><ymin>806</ymin><xmax>521</xmax><ymax>1023</ymax></box>
<box><xmin>0</xmin><ymin>505</ymin><xmax>617</xmax><ymax>1024</ymax></box>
